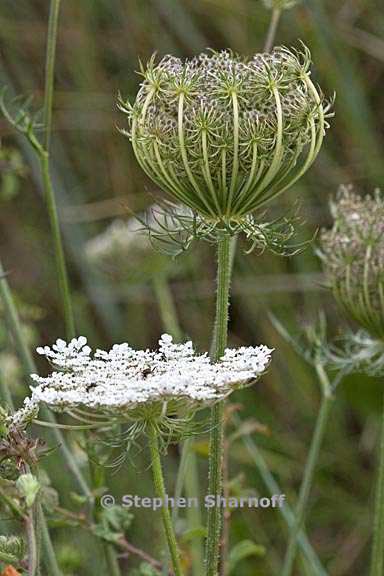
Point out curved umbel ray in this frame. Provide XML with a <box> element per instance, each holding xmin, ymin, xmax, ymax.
<box><xmin>201</xmin><ymin>129</ymin><xmax>222</xmax><ymax>214</ymax></box>
<box><xmin>177</xmin><ymin>92</ymin><xmax>216</xmax><ymax>217</ymax></box>
<box><xmin>226</xmin><ymin>91</ymin><xmax>240</xmax><ymax>216</ymax></box>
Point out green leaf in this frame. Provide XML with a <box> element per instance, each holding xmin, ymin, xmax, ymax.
<box><xmin>228</xmin><ymin>540</ymin><xmax>266</xmax><ymax>573</ymax></box>
<box><xmin>181</xmin><ymin>525</ymin><xmax>207</xmax><ymax>542</ymax></box>
<box><xmin>92</xmin><ymin>505</ymin><xmax>134</xmax><ymax>544</ymax></box>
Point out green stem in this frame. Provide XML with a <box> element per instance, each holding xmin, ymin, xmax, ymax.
<box><xmin>29</xmin><ymin>463</ymin><xmax>62</xmax><ymax>576</ymax></box>
<box><xmin>104</xmin><ymin>544</ymin><xmax>122</xmax><ymax>576</ymax></box>
<box><xmin>152</xmin><ymin>274</ymin><xmax>182</xmax><ymax>342</ymax></box>
<box><xmin>43</xmin><ymin>0</ymin><xmax>61</xmax><ymax>152</ymax></box>
<box><xmin>148</xmin><ymin>423</ymin><xmax>184</xmax><ymax>576</ymax></box>
<box><xmin>172</xmin><ymin>438</ymin><xmax>203</xmax><ymax>576</ymax></box>
<box><xmin>26</xmin><ymin>506</ymin><xmax>38</xmax><ymax>576</ymax></box>
<box><xmin>370</xmin><ymin>392</ymin><xmax>384</xmax><ymax>576</ymax></box>
<box><xmin>185</xmin><ymin>449</ymin><xmax>204</xmax><ymax>576</ymax></box>
<box><xmin>264</xmin><ymin>8</ymin><xmax>282</xmax><ymax>52</ymax></box>
<box><xmin>205</xmin><ymin>234</ymin><xmax>232</xmax><ymax>576</ymax></box>
<box><xmin>40</xmin><ymin>0</ymin><xmax>75</xmax><ymax>340</ymax></box>
<box><xmin>282</xmin><ymin>391</ymin><xmax>334</xmax><ymax>576</ymax></box>
<box><xmin>153</xmin><ymin>274</ymin><xmax>202</xmax><ymax>574</ymax></box>
<box><xmin>232</xmin><ymin>413</ymin><xmax>327</xmax><ymax>576</ymax></box>
<box><xmin>86</xmin><ymin>437</ymin><xmax>122</xmax><ymax>576</ymax></box>
<box><xmin>40</xmin><ymin>151</ymin><xmax>75</xmax><ymax>340</ymax></box>
<box><xmin>38</xmin><ymin>503</ymin><xmax>62</xmax><ymax>576</ymax></box>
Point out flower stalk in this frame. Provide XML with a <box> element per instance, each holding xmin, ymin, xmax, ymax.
<box><xmin>148</xmin><ymin>422</ymin><xmax>184</xmax><ymax>576</ymax></box>
<box><xmin>205</xmin><ymin>234</ymin><xmax>232</xmax><ymax>576</ymax></box>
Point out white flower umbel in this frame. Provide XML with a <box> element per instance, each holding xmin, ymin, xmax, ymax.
<box><xmin>30</xmin><ymin>335</ymin><xmax>272</xmax><ymax>421</ymax></box>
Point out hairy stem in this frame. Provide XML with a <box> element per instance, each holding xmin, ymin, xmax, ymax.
<box><xmin>282</xmin><ymin>390</ymin><xmax>333</xmax><ymax>576</ymax></box>
<box><xmin>148</xmin><ymin>423</ymin><xmax>184</xmax><ymax>576</ymax></box>
<box><xmin>26</xmin><ymin>507</ymin><xmax>38</xmax><ymax>576</ymax></box>
<box><xmin>205</xmin><ymin>234</ymin><xmax>232</xmax><ymax>576</ymax></box>
<box><xmin>370</xmin><ymin>392</ymin><xmax>384</xmax><ymax>576</ymax></box>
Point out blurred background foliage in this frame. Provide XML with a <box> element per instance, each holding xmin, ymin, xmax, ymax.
<box><xmin>0</xmin><ymin>0</ymin><xmax>383</xmax><ymax>574</ymax></box>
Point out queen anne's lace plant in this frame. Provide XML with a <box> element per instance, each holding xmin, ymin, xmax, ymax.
<box><xmin>119</xmin><ymin>47</ymin><xmax>330</xmax><ymax>223</ymax></box>
<box><xmin>27</xmin><ymin>335</ymin><xmax>272</xmax><ymax>434</ymax></box>
<box><xmin>320</xmin><ymin>185</ymin><xmax>384</xmax><ymax>340</ymax></box>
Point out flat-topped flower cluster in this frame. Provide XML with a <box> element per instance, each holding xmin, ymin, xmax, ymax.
<box><xmin>29</xmin><ymin>335</ymin><xmax>273</xmax><ymax>419</ymax></box>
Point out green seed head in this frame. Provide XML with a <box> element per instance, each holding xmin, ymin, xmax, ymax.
<box><xmin>320</xmin><ymin>185</ymin><xmax>384</xmax><ymax>339</ymax></box>
<box><xmin>119</xmin><ymin>46</ymin><xmax>329</xmax><ymax>222</ymax></box>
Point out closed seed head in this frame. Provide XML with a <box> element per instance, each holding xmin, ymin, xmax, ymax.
<box><xmin>119</xmin><ymin>46</ymin><xmax>330</xmax><ymax>223</ymax></box>
<box><xmin>320</xmin><ymin>185</ymin><xmax>384</xmax><ymax>339</ymax></box>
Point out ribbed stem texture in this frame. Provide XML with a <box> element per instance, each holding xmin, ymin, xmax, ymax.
<box><xmin>205</xmin><ymin>235</ymin><xmax>232</xmax><ymax>576</ymax></box>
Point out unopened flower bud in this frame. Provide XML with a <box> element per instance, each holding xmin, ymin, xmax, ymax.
<box><xmin>16</xmin><ymin>473</ymin><xmax>40</xmax><ymax>508</ymax></box>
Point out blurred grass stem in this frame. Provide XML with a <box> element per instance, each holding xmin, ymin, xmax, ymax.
<box><xmin>154</xmin><ymin>276</ymin><xmax>203</xmax><ymax>575</ymax></box>
<box><xmin>234</xmin><ymin>410</ymin><xmax>327</xmax><ymax>575</ymax></box>
<box><xmin>282</xmin><ymin>363</ymin><xmax>334</xmax><ymax>576</ymax></box>
<box><xmin>370</xmin><ymin>392</ymin><xmax>384</xmax><ymax>576</ymax></box>
<box><xmin>264</xmin><ymin>8</ymin><xmax>282</xmax><ymax>52</ymax></box>
<box><xmin>205</xmin><ymin>235</ymin><xmax>232</xmax><ymax>576</ymax></box>
<box><xmin>153</xmin><ymin>274</ymin><xmax>182</xmax><ymax>342</ymax></box>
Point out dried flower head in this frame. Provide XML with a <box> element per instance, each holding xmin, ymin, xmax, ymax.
<box><xmin>320</xmin><ymin>185</ymin><xmax>384</xmax><ymax>339</ymax></box>
<box><xmin>28</xmin><ymin>335</ymin><xmax>272</xmax><ymax>438</ymax></box>
<box><xmin>119</xmin><ymin>46</ymin><xmax>329</xmax><ymax>223</ymax></box>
